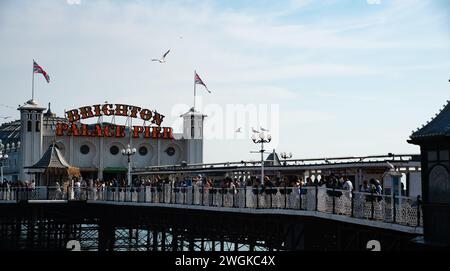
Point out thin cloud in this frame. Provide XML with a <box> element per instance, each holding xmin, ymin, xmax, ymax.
<box><xmin>0</xmin><ymin>0</ymin><xmax>447</xmax><ymax>161</ymax></box>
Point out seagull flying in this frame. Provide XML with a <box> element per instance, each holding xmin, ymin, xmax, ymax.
<box><xmin>251</xmin><ymin>127</ymin><xmax>259</xmax><ymax>133</ymax></box>
<box><xmin>1</xmin><ymin>116</ymin><xmax>11</xmax><ymax>120</ymax></box>
<box><xmin>260</xmin><ymin>126</ymin><xmax>269</xmax><ymax>132</ymax></box>
<box><xmin>235</xmin><ymin>127</ymin><xmax>242</xmax><ymax>133</ymax></box>
<box><xmin>152</xmin><ymin>49</ymin><xmax>171</xmax><ymax>63</ymax></box>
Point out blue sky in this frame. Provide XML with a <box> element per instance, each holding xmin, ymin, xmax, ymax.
<box><xmin>0</xmin><ymin>0</ymin><xmax>449</xmax><ymax>163</ymax></box>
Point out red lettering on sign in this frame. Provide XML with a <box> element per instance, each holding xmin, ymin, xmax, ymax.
<box><xmin>103</xmin><ymin>125</ymin><xmax>113</xmax><ymax>137</ymax></box>
<box><xmin>115</xmin><ymin>104</ymin><xmax>128</xmax><ymax>117</ymax></box>
<box><xmin>132</xmin><ymin>126</ymin><xmax>143</xmax><ymax>138</ymax></box>
<box><xmin>92</xmin><ymin>104</ymin><xmax>102</xmax><ymax>117</ymax></box>
<box><xmin>143</xmin><ymin>126</ymin><xmax>151</xmax><ymax>138</ymax></box>
<box><xmin>66</xmin><ymin>109</ymin><xmax>80</xmax><ymax>123</ymax></box>
<box><xmin>152</xmin><ymin>112</ymin><xmax>165</xmax><ymax>126</ymax></box>
<box><xmin>129</xmin><ymin>105</ymin><xmax>141</xmax><ymax>118</ymax></box>
<box><xmin>115</xmin><ymin>125</ymin><xmax>126</xmax><ymax>137</ymax></box>
<box><xmin>162</xmin><ymin>127</ymin><xmax>174</xmax><ymax>139</ymax></box>
<box><xmin>102</xmin><ymin>104</ymin><xmax>114</xmax><ymax>116</ymax></box>
<box><xmin>79</xmin><ymin>106</ymin><xmax>94</xmax><ymax>120</ymax></box>
<box><xmin>55</xmin><ymin>123</ymin><xmax>68</xmax><ymax>136</ymax></box>
<box><xmin>151</xmin><ymin>127</ymin><xmax>161</xmax><ymax>138</ymax></box>
<box><xmin>91</xmin><ymin>124</ymin><xmax>103</xmax><ymax>137</ymax></box>
<box><xmin>68</xmin><ymin>123</ymin><xmax>80</xmax><ymax>136</ymax></box>
<box><xmin>81</xmin><ymin>124</ymin><xmax>92</xmax><ymax>136</ymax></box>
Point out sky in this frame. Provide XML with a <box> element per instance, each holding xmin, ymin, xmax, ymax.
<box><xmin>0</xmin><ymin>0</ymin><xmax>449</xmax><ymax>163</ymax></box>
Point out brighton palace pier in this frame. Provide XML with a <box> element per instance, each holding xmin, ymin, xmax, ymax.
<box><xmin>1</xmin><ymin>97</ymin><xmax>450</xmax><ymax>250</ymax></box>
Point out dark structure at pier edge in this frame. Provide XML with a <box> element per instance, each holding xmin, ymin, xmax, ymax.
<box><xmin>408</xmin><ymin>100</ymin><xmax>450</xmax><ymax>248</ymax></box>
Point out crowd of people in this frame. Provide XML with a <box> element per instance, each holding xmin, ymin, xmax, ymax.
<box><xmin>1</xmin><ymin>173</ymin><xmax>385</xmax><ymax>198</ymax></box>
<box><xmin>0</xmin><ymin>179</ymin><xmax>36</xmax><ymax>190</ymax></box>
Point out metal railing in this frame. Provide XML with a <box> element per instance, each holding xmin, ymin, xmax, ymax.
<box><xmin>0</xmin><ymin>185</ymin><xmax>422</xmax><ymax>228</ymax></box>
<box><xmin>0</xmin><ymin>186</ymin><xmax>68</xmax><ymax>201</ymax></box>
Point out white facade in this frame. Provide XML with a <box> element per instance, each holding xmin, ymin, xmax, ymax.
<box><xmin>15</xmin><ymin>100</ymin><xmax>205</xmax><ymax>182</ymax></box>
<box><xmin>182</xmin><ymin>108</ymin><xmax>207</xmax><ymax>165</ymax></box>
<box><xmin>18</xmin><ymin>100</ymin><xmax>45</xmax><ymax>181</ymax></box>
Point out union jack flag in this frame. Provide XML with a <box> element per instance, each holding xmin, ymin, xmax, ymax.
<box><xmin>33</xmin><ymin>60</ymin><xmax>50</xmax><ymax>83</ymax></box>
<box><xmin>194</xmin><ymin>72</ymin><xmax>211</xmax><ymax>93</ymax></box>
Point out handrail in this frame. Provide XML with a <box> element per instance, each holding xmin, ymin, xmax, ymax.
<box><xmin>0</xmin><ymin>185</ymin><xmax>423</xmax><ymax>229</ymax></box>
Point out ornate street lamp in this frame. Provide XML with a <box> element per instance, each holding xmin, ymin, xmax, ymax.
<box><xmin>280</xmin><ymin>152</ymin><xmax>293</xmax><ymax>166</ymax></box>
<box><xmin>0</xmin><ymin>140</ymin><xmax>8</xmax><ymax>184</ymax></box>
<box><xmin>252</xmin><ymin>132</ymin><xmax>271</xmax><ymax>187</ymax></box>
<box><xmin>121</xmin><ymin>144</ymin><xmax>136</xmax><ymax>186</ymax></box>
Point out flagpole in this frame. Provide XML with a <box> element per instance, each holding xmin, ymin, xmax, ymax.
<box><xmin>193</xmin><ymin>70</ymin><xmax>197</xmax><ymax>111</ymax></box>
<box><xmin>32</xmin><ymin>59</ymin><xmax>35</xmax><ymax>101</ymax></box>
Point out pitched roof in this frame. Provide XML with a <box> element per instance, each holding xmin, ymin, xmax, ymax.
<box><xmin>410</xmin><ymin>100</ymin><xmax>450</xmax><ymax>141</ymax></box>
<box><xmin>28</xmin><ymin>144</ymin><xmax>72</xmax><ymax>169</ymax></box>
<box><xmin>0</xmin><ymin>120</ymin><xmax>21</xmax><ymax>146</ymax></box>
<box><xmin>265</xmin><ymin>150</ymin><xmax>281</xmax><ymax>166</ymax></box>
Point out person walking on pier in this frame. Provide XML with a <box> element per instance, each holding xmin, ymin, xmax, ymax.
<box><xmin>343</xmin><ymin>177</ymin><xmax>353</xmax><ymax>198</ymax></box>
<box><xmin>74</xmin><ymin>179</ymin><xmax>81</xmax><ymax>200</ymax></box>
<box><xmin>55</xmin><ymin>182</ymin><xmax>62</xmax><ymax>200</ymax></box>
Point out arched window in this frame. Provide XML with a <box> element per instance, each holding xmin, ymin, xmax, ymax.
<box><xmin>429</xmin><ymin>165</ymin><xmax>450</xmax><ymax>204</ymax></box>
<box><xmin>35</xmin><ymin>121</ymin><xmax>40</xmax><ymax>132</ymax></box>
<box><xmin>27</xmin><ymin>121</ymin><xmax>32</xmax><ymax>132</ymax></box>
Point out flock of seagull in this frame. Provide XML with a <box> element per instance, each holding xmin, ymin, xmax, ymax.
<box><xmin>236</xmin><ymin>126</ymin><xmax>269</xmax><ymax>134</ymax></box>
<box><xmin>151</xmin><ymin>49</ymin><xmax>269</xmax><ymax>135</ymax></box>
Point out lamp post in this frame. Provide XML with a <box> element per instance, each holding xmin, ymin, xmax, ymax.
<box><xmin>121</xmin><ymin>144</ymin><xmax>136</xmax><ymax>186</ymax></box>
<box><xmin>252</xmin><ymin>132</ymin><xmax>271</xmax><ymax>187</ymax></box>
<box><xmin>280</xmin><ymin>152</ymin><xmax>293</xmax><ymax>166</ymax></box>
<box><xmin>0</xmin><ymin>140</ymin><xmax>8</xmax><ymax>184</ymax></box>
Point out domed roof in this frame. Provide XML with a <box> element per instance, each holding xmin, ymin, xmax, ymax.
<box><xmin>18</xmin><ymin>99</ymin><xmax>46</xmax><ymax>111</ymax></box>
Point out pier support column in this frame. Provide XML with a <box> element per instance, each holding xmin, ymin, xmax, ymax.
<box><xmin>98</xmin><ymin>223</ymin><xmax>115</xmax><ymax>251</ymax></box>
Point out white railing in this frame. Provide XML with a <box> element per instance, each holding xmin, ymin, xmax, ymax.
<box><xmin>0</xmin><ymin>185</ymin><xmax>422</xmax><ymax>227</ymax></box>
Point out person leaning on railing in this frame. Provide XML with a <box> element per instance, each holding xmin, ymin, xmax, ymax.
<box><xmin>305</xmin><ymin>177</ymin><xmax>314</xmax><ymax>187</ymax></box>
<box><xmin>360</xmin><ymin>180</ymin><xmax>370</xmax><ymax>192</ymax></box>
<box><xmin>364</xmin><ymin>179</ymin><xmax>383</xmax><ymax>202</ymax></box>
<box><xmin>324</xmin><ymin>176</ymin><xmax>342</xmax><ymax>197</ymax></box>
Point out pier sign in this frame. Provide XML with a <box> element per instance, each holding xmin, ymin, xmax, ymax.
<box><xmin>55</xmin><ymin>103</ymin><xmax>174</xmax><ymax>139</ymax></box>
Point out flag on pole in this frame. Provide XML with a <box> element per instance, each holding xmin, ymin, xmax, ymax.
<box><xmin>33</xmin><ymin>60</ymin><xmax>50</xmax><ymax>83</ymax></box>
<box><xmin>194</xmin><ymin>72</ymin><xmax>211</xmax><ymax>93</ymax></box>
